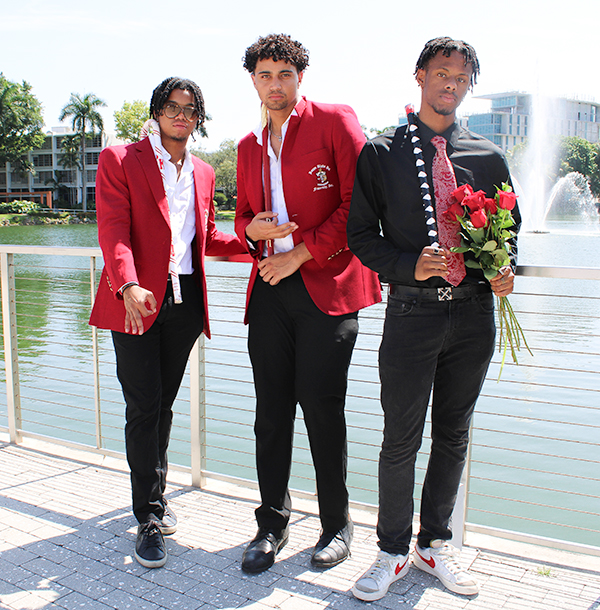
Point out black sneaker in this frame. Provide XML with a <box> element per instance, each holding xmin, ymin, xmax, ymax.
<box><xmin>134</xmin><ymin>519</ymin><xmax>167</xmax><ymax>568</ymax></box>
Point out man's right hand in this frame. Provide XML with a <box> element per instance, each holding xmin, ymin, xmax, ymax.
<box><xmin>414</xmin><ymin>246</ymin><xmax>450</xmax><ymax>281</ymax></box>
<box><xmin>123</xmin><ymin>285</ymin><xmax>157</xmax><ymax>335</ymax></box>
<box><xmin>245</xmin><ymin>211</ymin><xmax>298</xmax><ymax>243</ymax></box>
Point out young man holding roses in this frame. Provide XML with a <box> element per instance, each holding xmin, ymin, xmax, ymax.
<box><xmin>347</xmin><ymin>37</ymin><xmax>521</xmax><ymax>600</ymax></box>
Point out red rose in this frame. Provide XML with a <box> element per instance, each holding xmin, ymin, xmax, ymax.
<box><xmin>462</xmin><ymin>190</ymin><xmax>486</xmax><ymax>212</ymax></box>
<box><xmin>443</xmin><ymin>201</ymin><xmax>465</xmax><ymax>222</ymax></box>
<box><xmin>451</xmin><ymin>183</ymin><xmax>474</xmax><ymax>203</ymax></box>
<box><xmin>470</xmin><ymin>208</ymin><xmax>488</xmax><ymax>228</ymax></box>
<box><xmin>484</xmin><ymin>197</ymin><xmax>498</xmax><ymax>214</ymax></box>
<box><xmin>498</xmin><ymin>191</ymin><xmax>517</xmax><ymax>211</ymax></box>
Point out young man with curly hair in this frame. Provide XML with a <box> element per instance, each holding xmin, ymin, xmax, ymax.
<box><xmin>347</xmin><ymin>38</ymin><xmax>520</xmax><ymax>600</ymax></box>
<box><xmin>90</xmin><ymin>77</ymin><xmax>244</xmax><ymax>569</ymax></box>
<box><xmin>235</xmin><ymin>34</ymin><xmax>381</xmax><ymax>573</ymax></box>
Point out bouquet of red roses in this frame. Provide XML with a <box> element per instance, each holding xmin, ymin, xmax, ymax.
<box><xmin>444</xmin><ymin>182</ymin><xmax>531</xmax><ymax>375</ymax></box>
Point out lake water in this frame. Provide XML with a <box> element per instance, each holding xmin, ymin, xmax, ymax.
<box><xmin>0</xmin><ymin>215</ymin><xmax>598</xmax><ymax>549</ymax></box>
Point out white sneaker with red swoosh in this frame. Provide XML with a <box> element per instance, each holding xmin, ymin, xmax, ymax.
<box><xmin>413</xmin><ymin>540</ymin><xmax>479</xmax><ymax>595</ymax></box>
<box><xmin>352</xmin><ymin>550</ymin><xmax>410</xmax><ymax>601</ymax></box>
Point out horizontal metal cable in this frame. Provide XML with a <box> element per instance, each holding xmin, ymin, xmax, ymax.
<box><xmin>474</xmin><ymin>426</ymin><xmax>599</xmax><ymax>448</ymax></box>
<box><xmin>468</xmin><ymin>491</ymin><xmax>598</xmax><ymax>518</ymax></box>
<box><xmin>474</xmin><ymin>409</ymin><xmax>600</xmax><ymax>429</ymax></box>
<box><xmin>470</xmin><ymin>459</ymin><xmax>600</xmax><ymax>483</ymax></box>
<box><xmin>468</xmin><ymin>506</ymin><xmax>598</xmax><ymax>534</ymax></box>
<box><xmin>469</xmin><ymin>474</ymin><xmax>599</xmax><ymax>500</ymax></box>
<box><xmin>471</xmin><ymin>441</ymin><xmax>600</xmax><ymax>465</ymax></box>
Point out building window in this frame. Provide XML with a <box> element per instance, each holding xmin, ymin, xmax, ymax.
<box><xmin>86</xmin><ymin>170</ymin><xmax>97</xmax><ymax>183</ymax></box>
<box><xmin>33</xmin><ymin>170</ymin><xmax>53</xmax><ymax>185</ymax></box>
<box><xmin>0</xmin><ymin>173</ymin><xmax>6</xmax><ymax>186</ymax></box>
<box><xmin>32</xmin><ymin>154</ymin><xmax>53</xmax><ymax>167</ymax></box>
<box><xmin>85</xmin><ymin>135</ymin><xmax>102</xmax><ymax>148</ymax></box>
<box><xmin>58</xmin><ymin>170</ymin><xmax>75</xmax><ymax>183</ymax></box>
<box><xmin>85</xmin><ymin>152</ymin><xmax>100</xmax><ymax>165</ymax></box>
<box><xmin>39</xmin><ymin>137</ymin><xmax>53</xmax><ymax>150</ymax></box>
<box><xmin>11</xmin><ymin>171</ymin><xmax>28</xmax><ymax>185</ymax></box>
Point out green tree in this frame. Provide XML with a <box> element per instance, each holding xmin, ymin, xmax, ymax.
<box><xmin>558</xmin><ymin>136</ymin><xmax>599</xmax><ymax>190</ymax></box>
<box><xmin>192</xmin><ymin>138</ymin><xmax>238</xmax><ymax>205</ymax></box>
<box><xmin>114</xmin><ymin>100</ymin><xmax>149</xmax><ymax>143</ymax></box>
<box><xmin>0</xmin><ymin>73</ymin><xmax>45</xmax><ymax>171</ymax></box>
<box><xmin>59</xmin><ymin>92</ymin><xmax>106</xmax><ymax>210</ymax></box>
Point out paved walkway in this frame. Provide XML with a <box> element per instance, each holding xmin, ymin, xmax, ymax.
<box><xmin>1</xmin><ymin>439</ymin><xmax>599</xmax><ymax>610</ymax></box>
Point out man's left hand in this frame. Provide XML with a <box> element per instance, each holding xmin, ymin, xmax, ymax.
<box><xmin>489</xmin><ymin>266</ymin><xmax>515</xmax><ymax>297</ymax></box>
<box><xmin>258</xmin><ymin>242</ymin><xmax>313</xmax><ymax>285</ymax></box>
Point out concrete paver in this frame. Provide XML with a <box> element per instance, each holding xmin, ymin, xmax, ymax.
<box><xmin>1</xmin><ymin>440</ymin><xmax>599</xmax><ymax>610</ymax></box>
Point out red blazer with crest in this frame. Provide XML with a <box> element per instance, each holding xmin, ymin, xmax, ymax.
<box><xmin>89</xmin><ymin>137</ymin><xmax>245</xmax><ymax>338</ymax></box>
<box><xmin>235</xmin><ymin>97</ymin><xmax>381</xmax><ymax>321</ymax></box>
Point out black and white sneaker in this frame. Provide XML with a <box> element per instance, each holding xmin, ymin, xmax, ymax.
<box><xmin>158</xmin><ymin>503</ymin><xmax>177</xmax><ymax>535</ymax></box>
<box><xmin>134</xmin><ymin>519</ymin><xmax>167</xmax><ymax>568</ymax></box>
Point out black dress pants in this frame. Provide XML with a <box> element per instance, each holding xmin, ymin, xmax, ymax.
<box><xmin>247</xmin><ymin>271</ymin><xmax>358</xmax><ymax>533</ymax></box>
<box><xmin>112</xmin><ymin>275</ymin><xmax>203</xmax><ymax>524</ymax></box>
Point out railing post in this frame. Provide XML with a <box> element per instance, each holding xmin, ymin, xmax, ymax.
<box><xmin>1</xmin><ymin>252</ymin><xmax>22</xmax><ymax>443</ymax></box>
<box><xmin>450</xmin><ymin>419</ymin><xmax>474</xmax><ymax>550</ymax></box>
<box><xmin>189</xmin><ymin>334</ymin><xmax>206</xmax><ymax>488</ymax></box>
<box><xmin>90</xmin><ymin>256</ymin><xmax>102</xmax><ymax>450</ymax></box>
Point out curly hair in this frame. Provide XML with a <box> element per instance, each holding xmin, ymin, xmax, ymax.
<box><xmin>414</xmin><ymin>37</ymin><xmax>480</xmax><ymax>89</ymax></box>
<box><xmin>149</xmin><ymin>77</ymin><xmax>206</xmax><ymax>131</ymax></box>
<box><xmin>243</xmin><ymin>34</ymin><xmax>309</xmax><ymax>74</ymax></box>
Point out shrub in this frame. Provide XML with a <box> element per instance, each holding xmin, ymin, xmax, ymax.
<box><xmin>0</xmin><ymin>200</ymin><xmax>44</xmax><ymax>214</ymax></box>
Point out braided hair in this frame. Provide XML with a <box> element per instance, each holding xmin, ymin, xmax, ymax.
<box><xmin>414</xmin><ymin>37</ymin><xmax>480</xmax><ymax>89</ymax></box>
<box><xmin>150</xmin><ymin>77</ymin><xmax>206</xmax><ymax>131</ymax></box>
<box><xmin>243</xmin><ymin>34</ymin><xmax>309</xmax><ymax>74</ymax></box>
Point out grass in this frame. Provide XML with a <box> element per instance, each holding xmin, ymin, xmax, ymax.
<box><xmin>537</xmin><ymin>565</ymin><xmax>554</xmax><ymax>577</ymax></box>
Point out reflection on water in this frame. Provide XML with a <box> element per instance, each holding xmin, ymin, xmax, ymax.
<box><xmin>0</xmin><ymin>219</ymin><xmax>598</xmax><ymax>548</ymax></box>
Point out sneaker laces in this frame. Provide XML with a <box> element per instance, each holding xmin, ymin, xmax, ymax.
<box><xmin>364</xmin><ymin>554</ymin><xmax>395</xmax><ymax>585</ymax></box>
<box><xmin>142</xmin><ymin>521</ymin><xmax>163</xmax><ymax>544</ymax></box>
<box><xmin>435</xmin><ymin>544</ymin><xmax>466</xmax><ymax>575</ymax></box>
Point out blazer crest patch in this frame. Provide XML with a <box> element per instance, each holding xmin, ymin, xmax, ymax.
<box><xmin>309</xmin><ymin>164</ymin><xmax>334</xmax><ymax>192</ymax></box>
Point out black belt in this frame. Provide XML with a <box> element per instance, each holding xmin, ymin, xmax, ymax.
<box><xmin>388</xmin><ymin>283</ymin><xmax>491</xmax><ymax>302</ymax></box>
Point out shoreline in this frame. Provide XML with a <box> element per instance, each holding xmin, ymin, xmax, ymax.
<box><xmin>0</xmin><ymin>209</ymin><xmax>236</xmax><ymax>227</ymax></box>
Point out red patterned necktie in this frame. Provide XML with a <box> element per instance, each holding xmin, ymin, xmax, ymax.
<box><xmin>431</xmin><ymin>135</ymin><xmax>466</xmax><ymax>287</ymax></box>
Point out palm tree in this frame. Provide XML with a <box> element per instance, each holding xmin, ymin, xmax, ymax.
<box><xmin>58</xmin><ymin>134</ymin><xmax>82</xmax><ymax>208</ymax></box>
<box><xmin>59</xmin><ymin>93</ymin><xmax>106</xmax><ymax>211</ymax></box>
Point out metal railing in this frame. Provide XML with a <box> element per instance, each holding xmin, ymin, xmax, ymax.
<box><xmin>0</xmin><ymin>244</ymin><xmax>599</xmax><ymax>558</ymax></box>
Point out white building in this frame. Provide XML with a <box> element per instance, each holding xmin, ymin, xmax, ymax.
<box><xmin>466</xmin><ymin>92</ymin><xmax>600</xmax><ymax>152</ymax></box>
<box><xmin>0</xmin><ymin>128</ymin><xmax>121</xmax><ymax>208</ymax></box>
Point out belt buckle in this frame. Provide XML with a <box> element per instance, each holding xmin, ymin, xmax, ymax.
<box><xmin>437</xmin><ymin>287</ymin><xmax>453</xmax><ymax>301</ymax></box>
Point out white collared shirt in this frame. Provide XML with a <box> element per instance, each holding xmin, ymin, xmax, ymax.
<box><xmin>159</xmin><ymin>142</ymin><xmax>196</xmax><ymax>274</ymax></box>
<box><xmin>252</xmin><ymin>109</ymin><xmax>297</xmax><ymax>255</ymax></box>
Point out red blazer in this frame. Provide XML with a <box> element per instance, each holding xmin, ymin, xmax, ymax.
<box><xmin>89</xmin><ymin>137</ymin><xmax>245</xmax><ymax>338</ymax></box>
<box><xmin>235</xmin><ymin>98</ymin><xmax>381</xmax><ymax>321</ymax></box>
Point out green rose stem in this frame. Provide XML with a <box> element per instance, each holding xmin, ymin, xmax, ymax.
<box><xmin>449</xmin><ymin>183</ymin><xmax>532</xmax><ymax>379</ymax></box>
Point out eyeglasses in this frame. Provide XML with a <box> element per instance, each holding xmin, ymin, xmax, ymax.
<box><xmin>162</xmin><ymin>102</ymin><xmax>199</xmax><ymax>121</ymax></box>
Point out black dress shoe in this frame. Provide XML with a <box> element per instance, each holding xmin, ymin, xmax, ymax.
<box><xmin>134</xmin><ymin>519</ymin><xmax>167</xmax><ymax>568</ymax></box>
<box><xmin>311</xmin><ymin>521</ymin><xmax>353</xmax><ymax>568</ymax></box>
<box><xmin>241</xmin><ymin>527</ymin><xmax>289</xmax><ymax>574</ymax></box>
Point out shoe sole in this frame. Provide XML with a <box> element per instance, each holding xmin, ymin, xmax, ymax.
<box><xmin>310</xmin><ymin>550</ymin><xmax>350</xmax><ymax>569</ymax></box>
<box><xmin>351</xmin><ymin>559</ymin><xmax>410</xmax><ymax>601</ymax></box>
<box><xmin>158</xmin><ymin>523</ymin><xmax>177</xmax><ymax>535</ymax></box>
<box><xmin>134</xmin><ymin>549</ymin><xmax>167</xmax><ymax>568</ymax></box>
<box><xmin>412</xmin><ymin>554</ymin><xmax>479</xmax><ymax>595</ymax></box>
<box><xmin>241</xmin><ymin>536</ymin><xmax>289</xmax><ymax>574</ymax></box>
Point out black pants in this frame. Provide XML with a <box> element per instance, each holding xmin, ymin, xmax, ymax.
<box><xmin>248</xmin><ymin>271</ymin><xmax>358</xmax><ymax>533</ymax></box>
<box><xmin>112</xmin><ymin>276</ymin><xmax>203</xmax><ymax>524</ymax></box>
<box><xmin>377</xmin><ymin>289</ymin><xmax>496</xmax><ymax>554</ymax></box>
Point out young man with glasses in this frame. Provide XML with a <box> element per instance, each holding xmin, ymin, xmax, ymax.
<box><xmin>90</xmin><ymin>77</ymin><xmax>244</xmax><ymax>568</ymax></box>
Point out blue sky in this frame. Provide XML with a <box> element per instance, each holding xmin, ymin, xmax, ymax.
<box><xmin>1</xmin><ymin>0</ymin><xmax>597</xmax><ymax>151</ymax></box>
